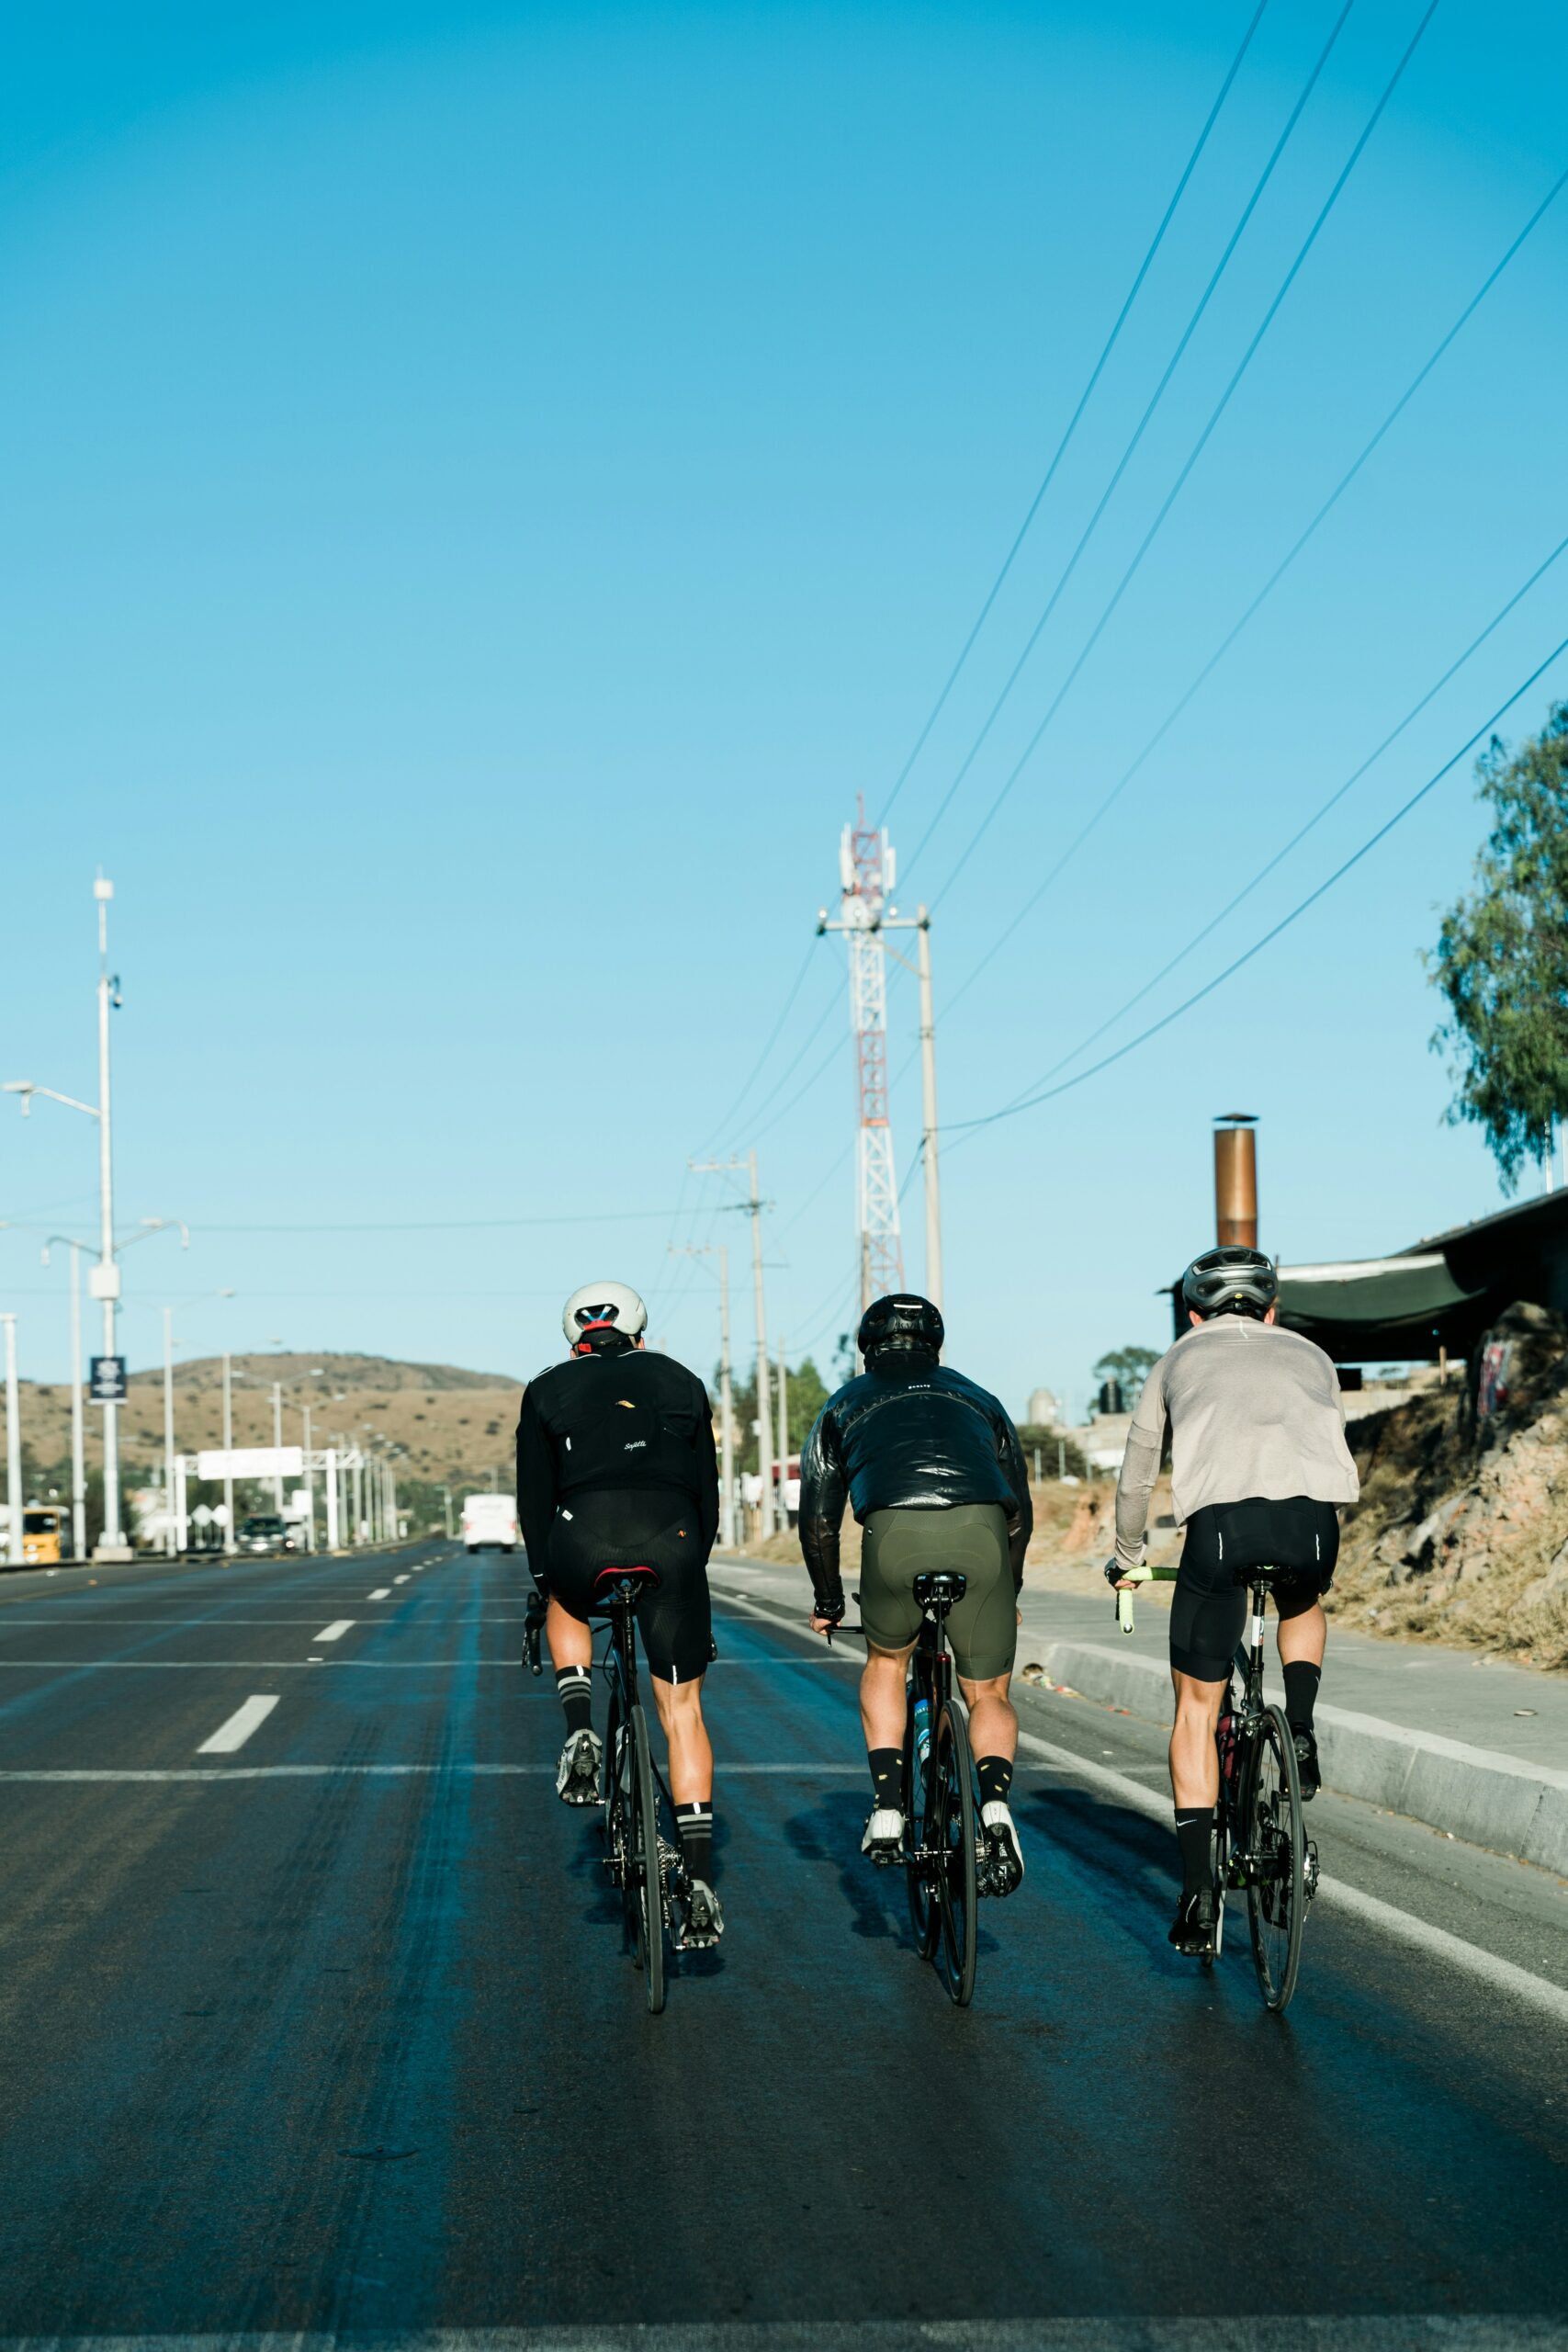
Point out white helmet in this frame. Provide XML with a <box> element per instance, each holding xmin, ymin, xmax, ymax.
<box><xmin>562</xmin><ymin>1280</ymin><xmax>648</xmax><ymax>1352</ymax></box>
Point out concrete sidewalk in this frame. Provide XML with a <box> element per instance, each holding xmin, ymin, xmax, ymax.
<box><xmin>711</xmin><ymin>1551</ymin><xmax>1568</xmax><ymax>1880</ymax></box>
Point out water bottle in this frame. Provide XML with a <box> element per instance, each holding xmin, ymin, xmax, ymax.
<box><xmin>913</xmin><ymin>1694</ymin><xmax>931</xmax><ymax>1776</ymax></box>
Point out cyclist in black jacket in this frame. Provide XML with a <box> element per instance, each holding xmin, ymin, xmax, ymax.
<box><xmin>516</xmin><ymin>1280</ymin><xmax>724</xmax><ymax>1946</ymax></box>
<box><xmin>798</xmin><ymin>1294</ymin><xmax>1032</xmax><ymax>1894</ymax></box>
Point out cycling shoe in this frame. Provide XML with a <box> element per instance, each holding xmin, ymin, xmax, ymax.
<box><xmin>555</xmin><ymin>1728</ymin><xmax>602</xmax><ymax>1805</ymax></box>
<box><xmin>1168</xmin><ymin>1886</ymin><xmax>1218</xmax><ymax>1957</ymax></box>
<box><xmin>679</xmin><ymin>1879</ymin><xmax>725</xmax><ymax>1949</ymax></box>
<box><xmin>861</xmin><ymin>1806</ymin><xmax>904</xmax><ymax>1863</ymax></box>
<box><xmin>1292</xmin><ymin>1727</ymin><xmax>1321</xmax><ymax>1800</ymax></box>
<box><xmin>980</xmin><ymin>1800</ymin><xmax>1024</xmax><ymax>1896</ymax></box>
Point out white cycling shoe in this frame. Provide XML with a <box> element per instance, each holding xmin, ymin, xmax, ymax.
<box><xmin>981</xmin><ymin>1800</ymin><xmax>1024</xmax><ymax>1895</ymax></box>
<box><xmin>555</xmin><ymin>1728</ymin><xmax>602</xmax><ymax>1805</ymax></box>
<box><xmin>861</xmin><ymin>1806</ymin><xmax>904</xmax><ymax>1863</ymax></box>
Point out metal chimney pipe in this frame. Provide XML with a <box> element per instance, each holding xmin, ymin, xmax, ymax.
<box><xmin>1214</xmin><ymin>1114</ymin><xmax>1258</xmax><ymax>1248</ymax></box>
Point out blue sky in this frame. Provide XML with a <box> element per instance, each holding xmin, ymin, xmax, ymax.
<box><xmin>3</xmin><ymin>0</ymin><xmax>1566</xmax><ymax>1419</ymax></box>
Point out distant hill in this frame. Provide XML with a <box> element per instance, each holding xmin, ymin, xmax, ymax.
<box><xmin>13</xmin><ymin>1351</ymin><xmax>524</xmax><ymax>1493</ymax></box>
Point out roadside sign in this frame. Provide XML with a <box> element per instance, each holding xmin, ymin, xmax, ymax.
<box><xmin>196</xmin><ymin>1445</ymin><xmax>304</xmax><ymax>1480</ymax></box>
<box><xmin>88</xmin><ymin>1355</ymin><xmax>128</xmax><ymax>1403</ymax></box>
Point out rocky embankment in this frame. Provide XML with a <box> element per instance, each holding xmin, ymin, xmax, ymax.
<box><xmin>1332</xmin><ymin>1303</ymin><xmax>1568</xmax><ymax>1669</ymax></box>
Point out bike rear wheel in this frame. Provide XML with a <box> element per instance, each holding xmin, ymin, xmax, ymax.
<box><xmin>1242</xmin><ymin>1702</ymin><xmax>1305</xmax><ymax>2012</ymax></box>
<box><xmin>631</xmin><ymin>1704</ymin><xmax>666</xmax><ymax>2015</ymax></box>
<box><xmin>603</xmin><ymin>1687</ymin><xmax>640</xmax><ymax>1955</ymax></box>
<box><xmin>903</xmin><ymin>1682</ymin><xmax>939</xmax><ymax>1958</ymax></box>
<box><xmin>933</xmin><ymin>1703</ymin><xmax>977</xmax><ymax>2007</ymax></box>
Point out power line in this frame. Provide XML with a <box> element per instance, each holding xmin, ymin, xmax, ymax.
<box><xmin>690</xmin><ymin>939</ymin><xmax>822</xmax><ymax>1158</ymax></box>
<box><xmin>1006</xmin><ymin>526</ymin><xmax>1568</xmax><ymax>1100</ymax></box>
<box><xmin>944</xmin><ymin>625</ymin><xmax>1568</xmax><ymax>1139</ymax></box>
<box><xmin>900</xmin><ymin>0</ymin><xmax>1358</xmax><ymax>887</ymax></box>
<box><xmin>877</xmin><ymin>0</ymin><xmax>1272</xmax><ymax>829</ymax></box>
<box><xmin>930</xmin><ymin>0</ymin><xmax>1439</xmax><ymax>914</ymax></box>
<box><xmin>752</xmin><ymin>1022</ymin><xmax>846</xmax><ymax>1146</ymax></box>
<box><xmin>941</xmin><ymin>154</ymin><xmax>1568</xmax><ymax>1020</ymax></box>
<box><xmin>201</xmin><ymin>1208</ymin><xmax>693</xmax><ymax>1234</ymax></box>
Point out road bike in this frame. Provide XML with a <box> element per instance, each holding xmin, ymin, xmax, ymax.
<box><xmin>1117</xmin><ymin>1566</ymin><xmax>1318</xmax><ymax>2013</ymax></box>
<box><xmin>526</xmin><ymin>1567</ymin><xmax>681</xmax><ymax>2015</ymax></box>
<box><xmin>901</xmin><ymin>1569</ymin><xmax>982</xmax><ymax>2007</ymax></box>
<box><xmin>1213</xmin><ymin>1568</ymin><xmax>1318</xmax><ymax>2012</ymax></box>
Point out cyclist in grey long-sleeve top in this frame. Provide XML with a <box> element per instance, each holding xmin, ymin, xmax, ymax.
<box><xmin>1109</xmin><ymin>1246</ymin><xmax>1358</xmax><ymax>1958</ymax></box>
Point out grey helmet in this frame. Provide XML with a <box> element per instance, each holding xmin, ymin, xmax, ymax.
<box><xmin>562</xmin><ymin>1280</ymin><xmax>648</xmax><ymax>1353</ymax></box>
<box><xmin>1181</xmin><ymin>1246</ymin><xmax>1278</xmax><ymax>1320</ymax></box>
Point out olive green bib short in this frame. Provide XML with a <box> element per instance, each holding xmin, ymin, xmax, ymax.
<box><xmin>858</xmin><ymin>1501</ymin><xmax>1016</xmax><ymax>1679</ymax></box>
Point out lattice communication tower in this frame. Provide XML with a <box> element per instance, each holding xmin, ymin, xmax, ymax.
<box><xmin>837</xmin><ymin>798</ymin><xmax>904</xmax><ymax>1310</ymax></box>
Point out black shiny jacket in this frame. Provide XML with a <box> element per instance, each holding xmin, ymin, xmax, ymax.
<box><xmin>797</xmin><ymin>1350</ymin><xmax>1032</xmax><ymax>1609</ymax></box>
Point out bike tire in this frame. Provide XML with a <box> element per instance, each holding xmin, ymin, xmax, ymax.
<box><xmin>903</xmin><ymin>1685</ymin><xmax>939</xmax><ymax>1959</ymax></box>
<box><xmin>1242</xmin><ymin>1702</ymin><xmax>1305</xmax><ymax>2013</ymax></box>
<box><xmin>933</xmin><ymin>1703</ymin><xmax>977</xmax><ymax>2007</ymax></box>
<box><xmin>631</xmin><ymin>1704</ymin><xmax>666</xmax><ymax>2015</ymax></box>
<box><xmin>603</xmin><ymin>1688</ymin><xmax>639</xmax><ymax>1956</ymax></box>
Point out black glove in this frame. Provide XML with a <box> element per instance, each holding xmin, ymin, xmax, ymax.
<box><xmin>812</xmin><ymin>1589</ymin><xmax>846</xmax><ymax>1624</ymax></box>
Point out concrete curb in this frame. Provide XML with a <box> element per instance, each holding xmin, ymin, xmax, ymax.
<box><xmin>1035</xmin><ymin>1638</ymin><xmax>1568</xmax><ymax>1881</ymax></box>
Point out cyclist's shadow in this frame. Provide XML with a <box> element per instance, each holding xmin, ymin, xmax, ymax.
<box><xmin>782</xmin><ymin>1791</ymin><xmax>919</xmax><ymax>1949</ymax></box>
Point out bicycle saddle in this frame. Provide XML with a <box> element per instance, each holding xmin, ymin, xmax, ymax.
<box><xmin>912</xmin><ymin>1570</ymin><xmax>967</xmax><ymax>1608</ymax></box>
<box><xmin>589</xmin><ymin>1563</ymin><xmax>662</xmax><ymax>1609</ymax></box>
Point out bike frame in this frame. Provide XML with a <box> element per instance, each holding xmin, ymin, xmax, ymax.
<box><xmin>595</xmin><ymin>1583</ymin><xmax>677</xmax><ymax>1873</ymax></box>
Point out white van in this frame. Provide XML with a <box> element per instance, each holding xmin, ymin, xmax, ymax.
<box><xmin>461</xmin><ymin>1494</ymin><xmax>519</xmax><ymax>1554</ymax></box>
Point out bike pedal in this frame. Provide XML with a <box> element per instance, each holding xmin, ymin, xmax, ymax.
<box><xmin>1304</xmin><ymin>1842</ymin><xmax>1321</xmax><ymax>1902</ymax></box>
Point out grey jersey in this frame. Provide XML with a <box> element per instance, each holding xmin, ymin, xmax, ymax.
<box><xmin>1114</xmin><ymin>1317</ymin><xmax>1359</xmax><ymax>1576</ymax></box>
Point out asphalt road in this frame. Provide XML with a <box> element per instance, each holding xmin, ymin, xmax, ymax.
<box><xmin>0</xmin><ymin>1541</ymin><xmax>1562</xmax><ymax>2351</ymax></box>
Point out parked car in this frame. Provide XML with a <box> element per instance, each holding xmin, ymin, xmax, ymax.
<box><xmin>461</xmin><ymin>1494</ymin><xmax>519</xmax><ymax>1554</ymax></box>
<box><xmin>236</xmin><ymin>1513</ymin><xmax>296</xmax><ymax>1556</ymax></box>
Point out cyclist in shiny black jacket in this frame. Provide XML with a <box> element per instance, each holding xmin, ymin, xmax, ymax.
<box><xmin>798</xmin><ymin>1295</ymin><xmax>1032</xmax><ymax>1894</ymax></box>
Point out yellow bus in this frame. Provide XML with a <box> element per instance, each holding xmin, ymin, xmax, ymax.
<box><xmin>22</xmin><ymin>1507</ymin><xmax>64</xmax><ymax>1567</ymax></box>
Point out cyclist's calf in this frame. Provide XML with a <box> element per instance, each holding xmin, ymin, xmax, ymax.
<box><xmin>649</xmin><ymin>1672</ymin><xmax>711</xmax><ymax>1808</ymax></box>
<box><xmin>958</xmin><ymin>1670</ymin><xmax>1017</xmax><ymax>1763</ymax></box>
<box><xmin>1170</xmin><ymin>1668</ymin><xmax>1225</xmax><ymax>1809</ymax></box>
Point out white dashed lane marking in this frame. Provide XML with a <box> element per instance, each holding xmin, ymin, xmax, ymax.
<box><xmin>195</xmin><ymin>1695</ymin><xmax>279</xmax><ymax>1755</ymax></box>
<box><xmin>393</xmin><ymin>1574</ymin><xmax>411</xmax><ymax>1584</ymax></box>
<box><xmin>367</xmin><ymin>1588</ymin><xmax>391</xmax><ymax>1600</ymax></box>
<box><xmin>314</xmin><ymin>1622</ymin><xmax>354</xmax><ymax>1642</ymax></box>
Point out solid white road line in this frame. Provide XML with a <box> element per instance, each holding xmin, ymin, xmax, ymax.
<box><xmin>1015</xmin><ymin>1727</ymin><xmax>1568</xmax><ymax>2029</ymax></box>
<box><xmin>367</xmin><ymin>1587</ymin><xmax>392</xmax><ymax>1600</ymax></box>
<box><xmin>195</xmin><ymin>1695</ymin><xmax>280</xmax><ymax>1755</ymax></box>
<box><xmin>0</xmin><ymin>1760</ymin><xmax>865</xmax><ymax>1782</ymax></box>
<box><xmin>314</xmin><ymin>1622</ymin><xmax>354</xmax><ymax>1642</ymax></box>
<box><xmin>716</xmin><ymin>1578</ymin><xmax>1568</xmax><ymax>2028</ymax></box>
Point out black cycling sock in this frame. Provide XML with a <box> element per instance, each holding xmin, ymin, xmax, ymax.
<box><xmin>555</xmin><ymin>1666</ymin><xmax>592</xmax><ymax>1736</ymax></box>
<box><xmin>976</xmin><ymin>1755</ymin><xmax>1013</xmax><ymax>1808</ymax></box>
<box><xmin>675</xmin><ymin>1800</ymin><xmax>713</xmax><ymax>1885</ymax></box>
<box><xmin>1174</xmin><ymin>1806</ymin><xmax>1216</xmax><ymax>1900</ymax></box>
<box><xmin>1282</xmin><ymin>1659</ymin><xmax>1321</xmax><ymax>1734</ymax></box>
<box><xmin>868</xmin><ymin>1747</ymin><xmax>902</xmax><ymax>1810</ymax></box>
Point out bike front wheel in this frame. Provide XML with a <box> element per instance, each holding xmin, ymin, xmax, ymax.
<box><xmin>631</xmin><ymin>1704</ymin><xmax>666</xmax><ymax>2015</ymax></box>
<box><xmin>933</xmin><ymin>1704</ymin><xmax>977</xmax><ymax>2007</ymax></box>
<box><xmin>1241</xmin><ymin>1702</ymin><xmax>1305</xmax><ymax>2013</ymax></box>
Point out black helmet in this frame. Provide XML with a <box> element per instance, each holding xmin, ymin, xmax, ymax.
<box><xmin>1181</xmin><ymin>1246</ymin><xmax>1278</xmax><ymax>1320</ymax></box>
<box><xmin>858</xmin><ymin>1293</ymin><xmax>944</xmax><ymax>1362</ymax></box>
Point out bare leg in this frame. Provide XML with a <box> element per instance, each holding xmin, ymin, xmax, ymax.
<box><xmin>545</xmin><ymin>1596</ymin><xmax>592</xmax><ymax>1672</ymax></box>
<box><xmin>1278</xmin><ymin>1599</ymin><xmax>1326</xmax><ymax>1670</ymax></box>
<box><xmin>1169</xmin><ymin>1669</ymin><xmax>1224</xmax><ymax>1809</ymax></box>
<box><xmin>957</xmin><ymin>1671</ymin><xmax>1017</xmax><ymax>1761</ymax></box>
<box><xmin>860</xmin><ymin>1637</ymin><xmax>917</xmax><ymax>1751</ymax></box>
<box><xmin>650</xmin><ymin>1673</ymin><xmax>713</xmax><ymax>1807</ymax></box>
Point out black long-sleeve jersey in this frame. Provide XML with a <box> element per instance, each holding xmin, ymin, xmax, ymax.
<box><xmin>515</xmin><ymin>1342</ymin><xmax>720</xmax><ymax>1589</ymax></box>
<box><xmin>797</xmin><ymin>1356</ymin><xmax>1032</xmax><ymax>1611</ymax></box>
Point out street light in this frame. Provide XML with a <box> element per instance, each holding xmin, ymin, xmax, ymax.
<box><xmin>39</xmin><ymin>1216</ymin><xmax>189</xmax><ymax>1561</ymax></box>
<box><xmin>6</xmin><ymin>876</ymin><xmax>130</xmax><ymax>1556</ymax></box>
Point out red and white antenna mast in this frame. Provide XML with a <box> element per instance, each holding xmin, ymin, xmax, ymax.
<box><xmin>819</xmin><ymin>797</ymin><xmax>904</xmax><ymax>1311</ymax></box>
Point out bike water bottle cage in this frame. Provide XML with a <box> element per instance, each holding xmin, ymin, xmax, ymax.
<box><xmin>912</xmin><ymin>1570</ymin><xmax>967</xmax><ymax>1610</ymax></box>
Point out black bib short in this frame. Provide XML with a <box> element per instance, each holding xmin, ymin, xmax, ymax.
<box><xmin>547</xmin><ymin>1487</ymin><xmax>712</xmax><ymax>1684</ymax></box>
<box><xmin>1170</xmin><ymin>1493</ymin><xmax>1339</xmax><ymax>1683</ymax></box>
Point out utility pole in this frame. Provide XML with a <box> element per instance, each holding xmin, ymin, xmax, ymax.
<box><xmin>40</xmin><ymin>1239</ymin><xmax>87</xmax><ymax>1561</ymax></box>
<box><xmin>302</xmin><ymin>1403</ymin><xmax>314</xmax><ymax>1552</ymax></box>
<box><xmin>914</xmin><ymin>910</ymin><xmax>942</xmax><ymax>1310</ymax></box>
<box><xmin>776</xmin><ymin>1337</ymin><xmax>789</xmax><ymax>1528</ymax></box>
<box><xmin>271</xmin><ymin>1379</ymin><xmax>285</xmax><ymax>1512</ymax></box>
<box><xmin>818</xmin><ymin>803</ymin><xmax>905</xmax><ymax>1314</ymax></box>
<box><xmin>221</xmin><ymin>1351</ymin><xmax>236</xmax><ymax>1555</ymax></box>
<box><xmin>92</xmin><ymin>877</ymin><xmax>126</xmax><ymax>1555</ymax></box>
<box><xmin>668</xmin><ymin>1239</ymin><xmax>737</xmax><ymax>1549</ymax></box>
<box><xmin>2</xmin><ymin>1315</ymin><xmax>20</xmax><ymax>1567</ymax></box>
<box><xmin>692</xmin><ymin>1153</ymin><xmax>773</xmax><ymax>1541</ymax></box>
<box><xmin>163</xmin><ymin>1307</ymin><xmax>177</xmax><ymax>1559</ymax></box>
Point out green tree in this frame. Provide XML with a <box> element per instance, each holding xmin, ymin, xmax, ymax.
<box><xmin>1428</xmin><ymin>703</ymin><xmax>1568</xmax><ymax>1190</ymax></box>
<box><xmin>1092</xmin><ymin>1345</ymin><xmax>1159</xmax><ymax>1399</ymax></box>
<box><xmin>718</xmin><ymin>1355</ymin><xmax>832</xmax><ymax>1472</ymax></box>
